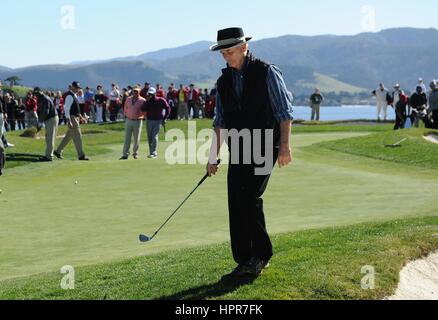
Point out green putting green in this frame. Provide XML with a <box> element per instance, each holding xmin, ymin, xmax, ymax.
<box><xmin>0</xmin><ymin>127</ymin><xmax>437</xmax><ymax>283</ymax></box>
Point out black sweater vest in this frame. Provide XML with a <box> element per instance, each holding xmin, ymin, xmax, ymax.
<box><xmin>217</xmin><ymin>54</ymin><xmax>280</xmax><ymax>148</ymax></box>
<box><xmin>65</xmin><ymin>91</ymin><xmax>81</xmax><ymax>117</ymax></box>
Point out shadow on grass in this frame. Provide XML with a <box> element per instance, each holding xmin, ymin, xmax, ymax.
<box><xmin>158</xmin><ymin>276</ymin><xmax>257</xmax><ymax>300</ymax></box>
<box><xmin>6</xmin><ymin>153</ymin><xmax>44</xmax><ymax>163</ymax></box>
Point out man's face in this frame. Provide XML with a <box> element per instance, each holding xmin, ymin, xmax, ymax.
<box><xmin>133</xmin><ymin>90</ymin><xmax>140</xmax><ymax>98</ymax></box>
<box><xmin>220</xmin><ymin>44</ymin><xmax>248</xmax><ymax>69</ymax></box>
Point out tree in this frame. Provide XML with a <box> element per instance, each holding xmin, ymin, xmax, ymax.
<box><xmin>4</xmin><ymin>76</ymin><xmax>21</xmax><ymax>87</ymax></box>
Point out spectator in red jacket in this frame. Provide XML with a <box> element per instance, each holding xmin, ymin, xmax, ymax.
<box><xmin>188</xmin><ymin>84</ymin><xmax>200</xmax><ymax>119</ymax></box>
<box><xmin>167</xmin><ymin>84</ymin><xmax>178</xmax><ymax>120</ymax></box>
<box><xmin>25</xmin><ymin>91</ymin><xmax>39</xmax><ymax>128</ymax></box>
<box><xmin>156</xmin><ymin>84</ymin><xmax>166</xmax><ymax>98</ymax></box>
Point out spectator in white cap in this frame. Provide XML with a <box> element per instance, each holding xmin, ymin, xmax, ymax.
<box><xmin>372</xmin><ymin>83</ymin><xmax>390</xmax><ymax>122</ymax></box>
<box><xmin>417</xmin><ymin>78</ymin><xmax>428</xmax><ymax>95</ymax></box>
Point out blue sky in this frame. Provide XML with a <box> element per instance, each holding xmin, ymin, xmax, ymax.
<box><xmin>1</xmin><ymin>0</ymin><xmax>437</xmax><ymax>68</ymax></box>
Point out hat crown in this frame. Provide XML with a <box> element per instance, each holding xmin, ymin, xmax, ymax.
<box><xmin>72</xmin><ymin>81</ymin><xmax>81</xmax><ymax>88</ymax></box>
<box><xmin>217</xmin><ymin>27</ymin><xmax>245</xmax><ymax>42</ymax></box>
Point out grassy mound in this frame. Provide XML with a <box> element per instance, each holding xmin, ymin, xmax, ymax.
<box><xmin>315</xmin><ymin>128</ymin><xmax>438</xmax><ymax>170</ymax></box>
<box><xmin>0</xmin><ymin>216</ymin><xmax>437</xmax><ymax>300</ymax></box>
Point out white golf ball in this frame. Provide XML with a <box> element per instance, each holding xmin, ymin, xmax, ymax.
<box><xmin>75</xmin><ymin>181</ymin><xmax>78</xmax><ymax>185</ymax></box>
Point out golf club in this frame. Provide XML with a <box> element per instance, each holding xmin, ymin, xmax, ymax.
<box><xmin>385</xmin><ymin>138</ymin><xmax>407</xmax><ymax>148</ymax></box>
<box><xmin>139</xmin><ymin>159</ymin><xmax>221</xmax><ymax>243</ymax></box>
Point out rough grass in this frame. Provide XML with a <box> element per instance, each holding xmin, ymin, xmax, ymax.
<box><xmin>0</xmin><ymin>216</ymin><xmax>437</xmax><ymax>300</ymax></box>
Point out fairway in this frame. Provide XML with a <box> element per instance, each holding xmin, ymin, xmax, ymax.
<box><xmin>1</xmin><ymin>129</ymin><xmax>438</xmax><ymax>282</ymax></box>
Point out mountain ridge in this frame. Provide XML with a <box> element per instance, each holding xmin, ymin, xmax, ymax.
<box><xmin>1</xmin><ymin>28</ymin><xmax>437</xmax><ymax>93</ymax></box>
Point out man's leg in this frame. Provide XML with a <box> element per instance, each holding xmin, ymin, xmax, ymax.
<box><xmin>56</xmin><ymin>127</ymin><xmax>72</xmax><ymax>154</ymax></box>
<box><xmin>316</xmin><ymin>105</ymin><xmax>321</xmax><ymax>121</ymax></box>
<box><xmin>383</xmin><ymin>104</ymin><xmax>388</xmax><ymax>121</ymax></box>
<box><xmin>249</xmin><ymin>147</ymin><xmax>279</xmax><ymax>261</ymax></box>
<box><xmin>228</xmin><ymin>164</ymin><xmax>253</xmax><ymax>265</ymax></box>
<box><xmin>45</xmin><ymin>117</ymin><xmax>58</xmax><ymax>159</ymax></box>
<box><xmin>31</xmin><ymin>112</ymin><xmax>39</xmax><ymax>128</ymax></box>
<box><xmin>69</xmin><ymin>117</ymin><xmax>85</xmax><ymax>158</ymax></box>
<box><xmin>122</xmin><ymin>119</ymin><xmax>134</xmax><ymax>158</ymax></box>
<box><xmin>193</xmin><ymin>103</ymin><xmax>200</xmax><ymax>119</ymax></box>
<box><xmin>0</xmin><ymin>114</ymin><xmax>4</xmax><ymax>151</ymax></box>
<box><xmin>433</xmin><ymin>110</ymin><xmax>438</xmax><ymax>129</ymax></box>
<box><xmin>146</xmin><ymin>120</ymin><xmax>153</xmax><ymax>155</ymax></box>
<box><xmin>177</xmin><ymin>103</ymin><xmax>183</xmax><ymax>120</ymax></box>
<box><xmin>8</xmin><ymin>120</ymin><xmax>16</xmax><ymax>131</ymax></box>
<box><xmin>132</xmin><ymin>120</ymin><xmax>143</xmax><ymax>158</ymax></box>
<box><xmin>150</xmin><ymin>120</ymin><xmax>161</xmax><ymax>156</ymax></box>
<box><xmin>311</xmin><ymin>106</ymin><xmax>315</xmax><ymax>121</ymax></box>
<box><xmin>377</xmin><ymin>103</ymin><xmax>382</xmax><ymax>121</ymax></box>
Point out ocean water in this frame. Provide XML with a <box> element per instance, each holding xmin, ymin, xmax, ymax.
<box><xmin>293</xmin><ymin>105</ymin><xmax>396</xmax><ymax>121</ymax></box>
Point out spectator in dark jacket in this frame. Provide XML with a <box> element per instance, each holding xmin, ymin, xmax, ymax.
<box><xmin>142</xmin><ymin>87</ymin><xmax>170</xmax><ymax>158</ymax></box>
<box><xmin>428</xmin><ymin>80</ymin><xmax>438</xmax><ymax>129</ymax></box>
<box><xmin>16</xmin><ymin>98</ymin><xmax>26</xmax><ymax>130</ymax></box>
<box><xmin>0</xmin><ymin>96</ymin><xmax>13</xmax><ymax>149</ymax></box>
<box><xmin>167</xmin><ymin>85</ymin><xmax>178</xmax><ymax>120</ymax></box>
<box><xmin>4</xmin><ymin>93</ymin><xmax>18</xmax><ymax>131</ymax></box>
<box><xmin>392</xmin><ymin>85</ymin><xmax>408</xmax><ymax>130</ymax></box>
<box><xmin>409</xmin><ymin>86</ymin><xmax>428</xmax><ymax>128</ymax></box>
<box><xmin>310</xmin><ymin>88</ymin><xmax>324</xmax><ymax>121</ymax></box>
<box><xmin>34</xmin><ymin>87</ymin><xmax>59</xmax><ymax>161</ymax></box>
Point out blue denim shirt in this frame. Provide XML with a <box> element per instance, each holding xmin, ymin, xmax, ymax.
<box><xmin>213</xmin><ymin>64</ymin><xmax>294</xmax><ymax>128</ymax></box>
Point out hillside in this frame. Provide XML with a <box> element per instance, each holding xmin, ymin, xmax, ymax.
<box><xmin>151</xmin><ymin>28</ymin><xmax>438</xmax><ymax>90</ymax></box>
<box><xmin>1</xmin><ymin>28</ymin><xmax>437</xmax><ymax>93</ymax></box>
<box><xmin>1</xmin><ymin>61</ymin><xmax>177</xmax><ymax>91</ymax></box>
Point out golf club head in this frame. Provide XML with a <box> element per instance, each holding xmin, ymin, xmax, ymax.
<box><xmin>139</xmin><ymin>234</ymin><xmax>152</xmax><ymax>243</ymax></box>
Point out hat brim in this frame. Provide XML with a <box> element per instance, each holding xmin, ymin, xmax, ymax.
<box><xmin>210</xmin><ymin>37</ymin><xmax>252</xmax><ymax>51</ymax></box>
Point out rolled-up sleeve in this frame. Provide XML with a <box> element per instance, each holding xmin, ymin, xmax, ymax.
<box><xmin>267</xmin><ymin>65</ymin><xmax>294</xmax><ymax>122</ymax></box>
<box><xmin>213</xmin><ymin>92</ymin><xmax>225</xmax><ymax>128</ymax></box>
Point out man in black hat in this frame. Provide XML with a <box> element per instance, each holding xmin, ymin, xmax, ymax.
<box><xmin>54</xmin><ymin>82</ymin><xmax>89</xmax><ymax>161</ymax></box>
<box><xmin>207</xmin><ymin>27</ymin><xmax>294</xmax><ymax>278</ymax></box>
<box><xmin>33</xmin><ymin>87</ymin><xmax>59</xmax><ymax>161</ymax></box>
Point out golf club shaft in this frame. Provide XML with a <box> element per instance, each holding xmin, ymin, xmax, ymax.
<box><xmin>150</xmin><ymin>159</ymin><xmax>221</xmax><ymax>240</ymax></box>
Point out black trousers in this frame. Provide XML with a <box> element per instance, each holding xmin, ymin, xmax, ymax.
<box><xmin>7</xmin><ymin>120</ymin><xmax>16</xmax><ymax>131</ymax></box>
<box><xmin>394</xmin><ymin>106</ymin><xmax>406</xmax><ymax>130</ymax></box>
<box><xmin>432</xmin><ymin>110</ymin><xmax>438</xmax><ymax>129</ymax></box>
<box><xmin>227</xmin><ymin>148</ymin><xmax>279</xmax><ymax>264</ymax></box>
